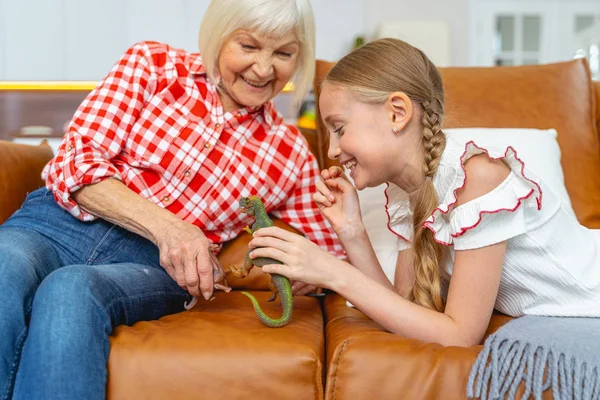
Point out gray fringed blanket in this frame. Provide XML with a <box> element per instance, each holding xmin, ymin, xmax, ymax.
<box><xmin>467</xmin><ymin>315</ymin><xmax>600</xmax><ymax>400</ymax></box>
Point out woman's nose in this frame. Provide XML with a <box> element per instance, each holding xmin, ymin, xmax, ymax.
<box><xmin>253</xmin><ymin>56</ymin><xmax>274</xmax><ymax>78</ymax></box>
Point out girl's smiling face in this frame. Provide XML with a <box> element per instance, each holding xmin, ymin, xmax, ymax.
<box><xmin>217</xmin><ymin>29</ymin><xmax>299</xmax><ymax>112</ymax></box>
<box><xmin>319</xmin><ymin>82</ymin><xmax>424</xmax><ymax>191</ymax></box>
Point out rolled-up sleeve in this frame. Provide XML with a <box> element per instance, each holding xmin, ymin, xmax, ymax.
<box><xmin>42</xmin><ymin>42</ymin><xmax>157</xmax><ymax>220</ymax></box>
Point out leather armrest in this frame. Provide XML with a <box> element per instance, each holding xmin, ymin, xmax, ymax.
<box><xmin>0</xmin><ymin>140</ymin><xmax>53</xmax><ymax>224</ymax></box>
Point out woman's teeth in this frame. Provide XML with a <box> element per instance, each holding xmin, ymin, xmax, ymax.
<box><xmin>242</xmin><ymin>77</ymin><xmax>269</xmax><ymax>88</ymax></box>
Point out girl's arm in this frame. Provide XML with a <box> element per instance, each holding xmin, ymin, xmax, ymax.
<box><xmin>315</xmin><ymin>166</ymin><xmax>395</xmax><ymax>291</ymax></box>
<box><xmin>339</xmin><ymin>225</ymin><xmax>396</xmax><ymax>292</ymax></box>
<box><xmin>330</xmin><ymin>241</ymin><xmax>505</xmax><ymax>346</ymax></box>
<box><xmin>394</xmin><ymin>249</ymin><xmax>414</xmax><ymax>298</ymax></box>
<box><xmin>341</xmin><ymin>156</ymin><xmax>511</xmax><ymax>345</ymax></box>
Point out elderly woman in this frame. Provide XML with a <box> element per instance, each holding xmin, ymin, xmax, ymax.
<box><xmin>0</xmin><ymin>1</ymin><xmax>344</xmax><ymax>399</ymax></box>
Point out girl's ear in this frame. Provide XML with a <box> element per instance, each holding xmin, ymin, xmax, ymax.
<box><xmin>386</xmin><ymin>92</ymin><xmax>413</xmax><ymax>132</ymax></box>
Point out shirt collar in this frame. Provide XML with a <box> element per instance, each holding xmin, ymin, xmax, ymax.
<box><xmin>188</xmin><ymin>53</ymin><xmax>206</xmax><ymax>76</ymax></box>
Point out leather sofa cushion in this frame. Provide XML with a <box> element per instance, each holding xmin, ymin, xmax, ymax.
<box><xmin>108</xmin><ymin>291</ymin><xmax>325</xmax><ymax>400</ymax></box>
<box><xmin>322</xmin><ymin>294</ymin><xmax>550</xmax><ymax>400</ymax></box>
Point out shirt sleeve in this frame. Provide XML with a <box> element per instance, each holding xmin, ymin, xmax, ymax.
<box><xmin>270</xmin><ymin>154</ymin><xmax>347</xmax><ymax>260</ymax></box>
<box><xmin>422</xmin><ymin>141</ymin><xmax>543</xmax><ymax>250</ymax></box>
<box><xmin>42</xmin><ymin>42</ymin><xmax>157</xmax><ymax>221</ymax></box>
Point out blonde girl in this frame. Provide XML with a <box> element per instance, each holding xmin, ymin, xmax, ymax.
<box><xmin>248</xmin><ymin>38</ymin><xmax>600</xmax><ymax>347</ymax></box>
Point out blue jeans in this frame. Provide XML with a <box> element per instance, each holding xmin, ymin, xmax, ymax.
<box><xmin>0</xmin><ymin>188</ymin><xmax>190</xmax><ymax>400</ymax></box>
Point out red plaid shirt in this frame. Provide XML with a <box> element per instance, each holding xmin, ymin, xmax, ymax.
<box><xmin>43</xmin><ymin>41</ymin><xmax>345</xmax><ymax>258</ymax></box>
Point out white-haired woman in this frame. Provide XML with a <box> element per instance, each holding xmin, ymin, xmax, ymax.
<box><xmin>0</xmin><ymin>1</ymin><xmax>344</xmax><ymax>398</ymax></box>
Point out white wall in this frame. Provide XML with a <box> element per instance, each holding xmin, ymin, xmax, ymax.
<box><xmin>0</xmin><ymin>0</ymin><xmax>464</xmax><ymax>81</ymax></box>
<box><xmin>364</xmin><ymin>0</ymin><xmax>471</xmax><ymax>66</ymax></box>
<box><xmin>0</xmin><ymin>0</ymin><xmax>5</xmax><ymax>79</ymax></box>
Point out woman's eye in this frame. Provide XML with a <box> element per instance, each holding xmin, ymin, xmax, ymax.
<box><xmin>277</xmin><ymin>51</ymin><xmax>292</xmax><ymax>58</ymax></box>
<box><xmin>241</xmin><ymin>44</ymin><xmax>256</xmax><ymax>50</ymax></box>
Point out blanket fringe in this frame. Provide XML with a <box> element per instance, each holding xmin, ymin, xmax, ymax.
<box><xmin>467</xmin><ymin>336</ymin><xmax>599</xmax><ymax>400</ymax></box>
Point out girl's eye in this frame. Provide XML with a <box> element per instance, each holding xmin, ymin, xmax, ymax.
<box><xmin>333</xmin><ymin>127</ymin><xmax>344</xmax><ymax>137</ymax></box>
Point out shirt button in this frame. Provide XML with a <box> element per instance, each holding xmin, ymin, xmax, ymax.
<box><xmin>184</xmin><ymin>169</ymin><xmax>191</xmax><ymax>177</ymax></box>
<box><xmin>162</xmin><ymin>196</ymin><xmax>170</xmax><ymax>203</ymax></box>
<box><xmin>236</xmin><ymin>112</ymin><xmax>242</xmax><ymax>118</ymax></box>
<box><xmin>66</xmin><ymin>145</ymin><xmax>73</xmax><ymax>151</ymax></box>
<box><xmin>215</xmin><ymin>123</ymin><xmax>221</xmax><ymax>128</ymax></box>
<box><xmin>204</xmin><ymin>143</ymin><xmax>211</xmax><ymax>149</ymax></box>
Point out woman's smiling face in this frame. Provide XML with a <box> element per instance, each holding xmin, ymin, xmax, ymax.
<box><xmin>217</xmin><ymin>29</ymin><xmax>299</xmax><ymax>112</ymax></box>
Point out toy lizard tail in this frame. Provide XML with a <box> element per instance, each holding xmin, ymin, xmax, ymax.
<box><xmin>241</xmin><ymin>274</ymin><xmax>292</xmax><ymax>328</ymax></box>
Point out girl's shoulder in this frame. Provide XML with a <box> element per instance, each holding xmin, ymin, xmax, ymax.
<box><xmin>429</xmin><ymin>137</ymin><xmax>546</xmax><ymax>248</ymax></box>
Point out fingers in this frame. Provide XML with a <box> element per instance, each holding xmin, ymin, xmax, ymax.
<box><xmin>248</xmin><ymin>236</ymin><xmax>290</xmax><ymax>254</ymax></box>
<box><xmin>295</xmin><ymin>284</ymin><xmax>318</xmax><ymax>296</ymax></box>
<box><xmin>261</xmin><ymin>263</ymin><xmax>288</xmax><ymax>276</ymax></box>
<box><xmin>249</xmin><ymin>246</ymin><xmax>288</xmax><ymax>266</ymax></box>
<box><xmin>161</xmin><ymin>255</ymin><xmax>186</xmax><ymax>290</ymax></box>
<box><xmin>249</xmin><ymin>226</ymin><xmax>296</xmax><ymax>242</ymax></box>
<box><xmin>321</xmin><ymin>166</ymin><xmax>344</xmax><ymax>180</ymax></box>
<box><xmin>291</xmin><ymin>281</ymin><xmax>318</xmax><ymax>296</ymax></box>
<box><xmin>183</xmin><ymin>250</ymin><xmax>201</xmax><ymax>297</ymax></box>
<box><xmin>196</xmin><ymin>249</ymin><xmax>214</xmax><ymax>300</ymax></box>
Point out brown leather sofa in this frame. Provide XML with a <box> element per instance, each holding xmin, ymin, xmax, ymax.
<box><xmin>0</xmin><ymin>58</ymin><xmax>598</xmax><ymax>400</ymax></box>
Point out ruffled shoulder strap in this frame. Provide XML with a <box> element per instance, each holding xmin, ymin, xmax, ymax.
<box><xmin>424</xmin><ymin>141</ymin><xmax>543</xmax><ymax>247</ymax></box>
<box><xmin>384</xmin><ymin>182</ymin><xmax>412</xmax><ymax>244</ymax></box>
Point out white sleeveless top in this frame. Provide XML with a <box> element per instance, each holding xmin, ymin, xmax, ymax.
<box><xmin>385</xmin><ymin>137</ymin><xmax>600</xmax><ymax>317</ymax></box>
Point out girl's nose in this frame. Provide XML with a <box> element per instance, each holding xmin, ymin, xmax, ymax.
<box><xmin>327</xmin><ymin>136</ymin><xmax>341</xmax><ymax>160</ymax></box>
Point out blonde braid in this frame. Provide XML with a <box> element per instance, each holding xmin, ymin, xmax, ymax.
<box><xmin>408</xmin><ymin>99</ymin><xmax>447</xmax><ymax>311</ymax></box>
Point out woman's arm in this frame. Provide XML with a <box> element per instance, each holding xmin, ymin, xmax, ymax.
<box><xmin>73</xmin><ymin>178</ymin><xmax>218</xmax><ymax>301</ymax></box>
<box><xmin>44</xmin><ymin>42</ymin><xmax>156</xmax><ymax>221</ymax></box>
<box><xmin>72</xmin><ymin>178</ymin><xmax>178</xmax><ymax>244</ymax></box>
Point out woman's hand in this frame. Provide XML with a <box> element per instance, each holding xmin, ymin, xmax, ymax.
<box><xmin>154</xmin><ymin>220</ymin><xmax>222</xmax><ymax>300</ymax></box>
<box><xmin>248</xmin><ymin>226</ymin><xmax>348</xmax><ymax>289</ymax></box>
<box><xmin>314</xmin><ymin>166</ymin><xmax>363</xmax><ymax>239</ymax></box>
<box><xmin>72</xmin><ymin>179</ymin><xmax>227</xmax><ymax>302</ymax></box>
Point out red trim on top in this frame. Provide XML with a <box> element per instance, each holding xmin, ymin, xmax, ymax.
<box><xmin>423</xmin><ymin>141</ymin><xmax>543</xmax><ymax>246</ymax></box>
<box><xmin>384</xmin><ymin>182</ymin><xmax>411</xmax><ymax>243</ymax></box>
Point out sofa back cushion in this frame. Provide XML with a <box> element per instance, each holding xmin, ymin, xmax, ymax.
<box><xmin>315</xmin><ymin>58</ymin><xmax>600</xmax><ymax>228</ymax></box>
<box><xmin>594</xmin><ymin>81</ymin><xmax>600</xmax><ymax>140</ymax></box>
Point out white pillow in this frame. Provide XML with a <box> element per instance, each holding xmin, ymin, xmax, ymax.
<box><xmin>352</xmin><ymin>128</ymin><xmax>574</xmax><ymax>286</ymax></box>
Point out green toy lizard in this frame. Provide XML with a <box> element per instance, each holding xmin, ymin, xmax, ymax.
<box><xmin>229</xmin><ymin>196</ymin><xmax>293</xmax><ymax>328</ymax></box>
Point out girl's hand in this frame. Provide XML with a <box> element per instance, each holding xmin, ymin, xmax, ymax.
<box><xmin>248</xmin><ymin>226</ymin><xmax>347</xmax><ymax>289</ymax></box>
<box><xmin>290</xmin><ymin>280</ymin><xmax>319</xmax><ymax>296</ymax></box>
<box><xmin>314</xmin><ymin>166</ymin><xmax>363</xmax><ymax>239</ymax></box>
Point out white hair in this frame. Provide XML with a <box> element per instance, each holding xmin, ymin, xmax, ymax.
<box><xmin>198</xmin><ymin>0</ymin><xmax>315</xmax><ymax>108</ymax></box>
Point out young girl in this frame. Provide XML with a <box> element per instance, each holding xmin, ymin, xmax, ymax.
<box><xmin>248</xmin><ymin>38</ymin><xmax>600</xmax><ymax>347</ymax></box>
